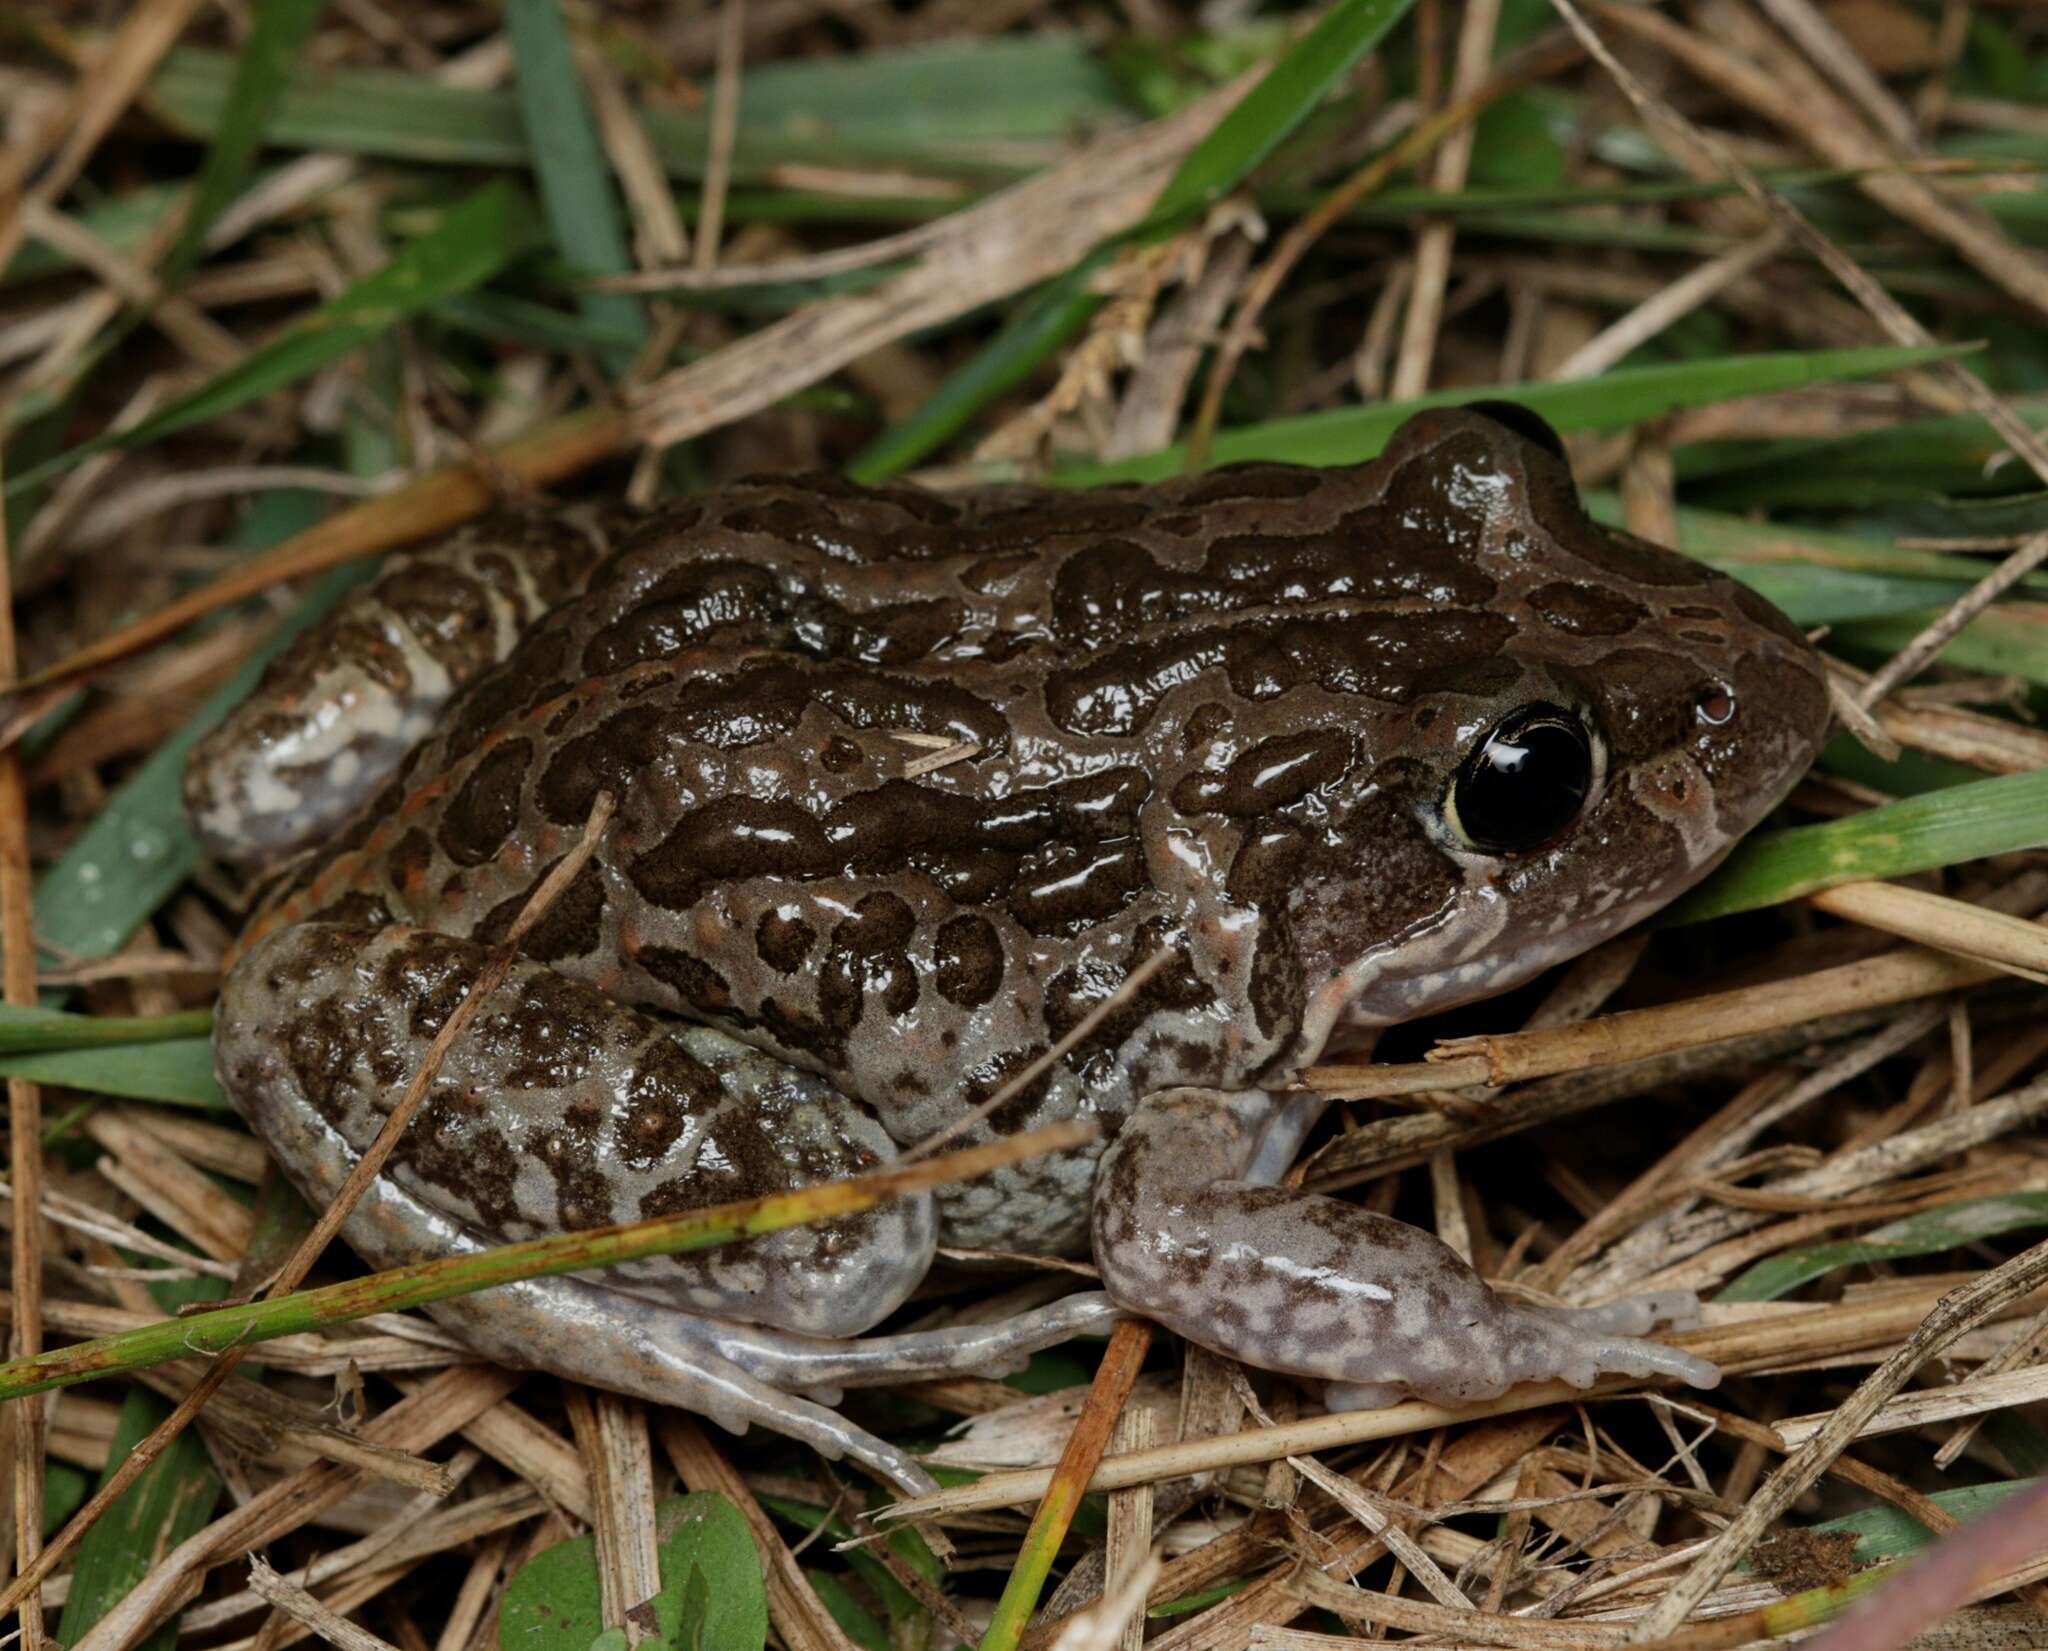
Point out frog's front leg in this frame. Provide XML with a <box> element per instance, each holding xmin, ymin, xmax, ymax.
<box><xmin>1092</xmin><ymin>1089</ymin><xmax>1718</xmax><ymax>1407</ymax></box>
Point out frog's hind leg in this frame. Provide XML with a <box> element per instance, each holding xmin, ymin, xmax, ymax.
<box><xmin>1093</xmin><ymin>1088</ymin><xmax>1719</xmax><ymax>1408</ymax></box>
<box><xmin>236</xmin><ymin>1084</ymin><xmax>943</xmax><ymax>1494</ymax></box>
<box><xmin>690</xmin><ymin>1290</ymin><xmax>1128</xmax><ymax>1401</ymax></box>
<box><xmin>217</xmin><ymin>921</ymin><xmax>1114</xmax><ymax>1489</ymax></box>
<box><xmin>186</xmin><ymin>507</ymin><xmax>627</xmax><ymax>867</ymax></box>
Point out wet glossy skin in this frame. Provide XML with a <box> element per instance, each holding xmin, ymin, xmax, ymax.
<box><xmin>196</xmin><ymin>407</ymin><xmax>1831</xmax><ymax>1494</ymax></box>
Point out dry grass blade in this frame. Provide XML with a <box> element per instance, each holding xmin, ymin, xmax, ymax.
<box><xmin>629</xmin><ymin>75</ymin><xmax>1252</xmax><ymax>451</ymax></box>
<box><xmin>245</xmin><ymin>1553</ymin><xmax>404</xmax><ymax>1651</ymax></box>
<box><xmin>0</xmin><ymin>0</ymin><xmax>208</xmax><ymax>275</ymax></box>
<box><xmin>1425</xmin><ymin>944</ymin><xmax>2000</xmax><ymax>1086</ymax></box>
<box><xmin>980</xmin><ymin>1319</ymin><xmax>1154</xmax><ymax>1651</ymax></box>
<box><xmin>1806</xmin><ymin>883</ymin><xmax>2048</xmax><ymax>983</ymax></box>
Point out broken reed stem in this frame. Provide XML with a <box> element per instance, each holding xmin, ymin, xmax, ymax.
<box><xmin>5</xmin><ymin>403</ymin><xmax>630</xmax><ymax>713</ymax></box>
<box><xmin>0</xmin><ymin>358</ymin><xmax>49</xmax><ymax>1649</ymax></box>
<box><xmin>978</xmin><ymin>1319</ymin><xmax>1154</xmax><ymax>1651</ymax></box>
<box><xmin>0</xmin><ymin>790</ymin><xmax>617</xmax><ymax>1613</ymax></box>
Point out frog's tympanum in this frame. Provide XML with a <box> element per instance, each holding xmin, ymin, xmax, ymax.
<box><xmin>191</xmin><ymin>406</ymin><xmax>1830</xmax><ymax>1493</ymax></box>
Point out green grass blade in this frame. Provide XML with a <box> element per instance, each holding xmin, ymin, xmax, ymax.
<box><xmin>1049</xmin><ymin>343</ymin><xmax>1979</xmax><ymax>482</ymax></box>
<box><xmin>1587</xmin><ymin>495</ymin><xmax>2048</xmax><ymax>596</ymax></box>
<box><xmin>1833</xmin><ymin>606</ymin><xmax>2048</xmax><ymax>691</ymax></box>
<box><xmin>0</xmin><ymin>1040</ymin><xmax>226</xmax><ymax>1108</ymax></box>
<box><xmin>0</xmin><ymin>1005</ymin><xmax>210</xmax><ymax>1053</ymax></box>
<box><xmin>1143</xmin><ymin>0</ymin><xmax>1416</xmax><ymax>229</ymax></box>
<box><xmin>6</xmin><ymin>182</ymin><xmax>539</xmax><ymax>497</ymax></box>
<box><xmin>162</xmin><ymin>0</ymin><xmax>326</xmax><ymax>281</ymax></box>
<box><xmin>1664</xmin><ymin>768</ymin><xmax>2048</xmax><ymax>926</ymax></box>
<box><xmin>148</xmin><ymin>37</ymin><xmax>1128</xmax><ymax>183</ymax></box>
<box><xmin>504</xmin><ymin>0</ymin><xmax>645</xmax><ymax>369</ymax></box>
<box><xmin>1812</xmin><ymin>1481</ymin><xmax>2033</xmax><ymax>1565</ymax></box>
<box><xmin>1720</xmin><ymin>1193</ymin><xmax>2048</xmax><ymax>1302</ymax></box>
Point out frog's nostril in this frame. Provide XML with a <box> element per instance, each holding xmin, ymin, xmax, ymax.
<box><xmin>1695</xmin><ymin>683</ymin><xmax>1737</xmax><ymax>727</ymax></box>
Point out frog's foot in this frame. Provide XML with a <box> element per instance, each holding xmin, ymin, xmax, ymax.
<box><xmin>243</xmin><ymin>1075</ymin><xmax>939</xmax><ymax>1495</ymax></box>
<box><xmin>696</xmin><ymin>1291</ymin><xmax>1129</xmax><ymax>1400</ymax></box>
<box><xmin>1093</xmin><ymin>1088</ymin><xmax>1720</xmax><ymax>1410</ymax></box>
<box><xmin>184</xmin><ymin>508</ymin><xmax>623</xmax><ymax>868</ymax></box>
<box><xmin>421</xmin><ymin>1271</ymin><xmax>942</xmax><ymax>1496</ymax></box>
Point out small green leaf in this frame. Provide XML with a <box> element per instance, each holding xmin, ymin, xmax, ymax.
<box><xmin>7</xmin><ymin>183</ymin><xmax>539</xmax><ymax>497</ymax></box>
<box><xmin>1720</xmin><ymin>1194</ymin><xmax>2048</xmax><ymax>1302</ymax></box>
<box><xmin>502</xmin><ymin>1494</ymin><xmax>765</xmax><ymax>1651</ymax></box>
<box><xmin>1665</xmin><ymin>767</ymin><xmax>2048</xmax><ymax>926</ymax></box>
<box><xmin>672</xmin><ymin>1564</ymin><xmax>710</xmax><ymax>1651</ymax></box>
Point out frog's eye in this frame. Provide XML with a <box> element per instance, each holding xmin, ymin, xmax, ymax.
<box><xmin>1461</xmin><ymin>400</ymin><xmax>1568</xmax><ymax>463</ymax></box>
<box><xmin>1445</xmin><ymin>703</ymin><xmax>1593</xmax><ymax>855</ymax></box>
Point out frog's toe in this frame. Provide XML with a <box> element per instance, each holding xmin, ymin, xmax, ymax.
<box><xmin>1547</xmin><ymin>1289</ymin><xmax>1704</xmax><ymax>1337</ymax></box>
<box><xmin>1493</xmin><ymin>1304</ymin><xmax>1720</xmax><ymax>1395</ymax></box>
<box><xmin>1323</xmin><ymin>1380</ymin><xmax>1408</xmax><ymax>1412</ymax></box>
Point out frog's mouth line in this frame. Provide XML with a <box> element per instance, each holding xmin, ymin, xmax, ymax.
<box><xmin>1292</xmin><ymin>824</ymin><xmax>1749</xmax><ymax>1071</ymax></box>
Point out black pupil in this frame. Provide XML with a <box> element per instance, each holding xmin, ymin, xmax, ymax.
<box><xmin>1455</xmin><ymin>706</ymin><xmax>1592</xmax><ymax>854</ymax></box>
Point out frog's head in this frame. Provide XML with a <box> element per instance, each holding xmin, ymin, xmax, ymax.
<box><xmin>1260</xmin><ymin>403</ymin><xmax>1833</xmax><ymax>1053</ymax></box>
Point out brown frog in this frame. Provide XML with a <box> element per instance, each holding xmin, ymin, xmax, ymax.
<box><xmin>193</xmin><ymin>405</ymin><xmax>1832</xmax><ymax>1494</ymax></box>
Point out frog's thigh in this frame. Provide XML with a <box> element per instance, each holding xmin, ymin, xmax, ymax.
<box><xmin>217</xmin><ymin>922</ymin><xmax>935</xmax><ymax>1340</ymax></box>
<box><xmin>1092</xmin><ymin>1088</ymin><xmax>1719</xmax><ymax>1407</ymax></box>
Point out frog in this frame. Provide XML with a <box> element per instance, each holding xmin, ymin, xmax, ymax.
<box><xmin>191</xmin><ymin>403</ymin><xmax>1832</xmax><ymax>1495</ymax></box>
